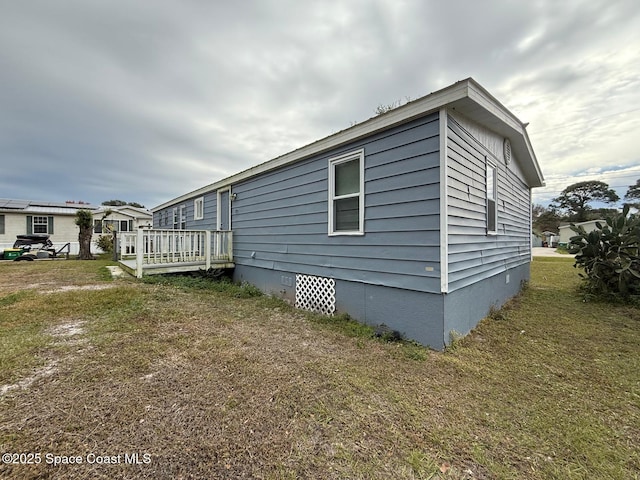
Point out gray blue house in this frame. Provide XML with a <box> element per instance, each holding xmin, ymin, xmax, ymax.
<box><xmin>151</xmin><ymin>78</ymin><xmax>544</xmax><ymax>349</ymax></box>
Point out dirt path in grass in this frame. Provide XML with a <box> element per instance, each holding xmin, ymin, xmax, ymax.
<box><xmin>0</xmin><ymin>321</ymin><xmax>87</xmax><ymax>398</ymax></box>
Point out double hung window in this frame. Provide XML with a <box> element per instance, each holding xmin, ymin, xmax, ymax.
<box><xmin>194</xmin><ymin>197</ymin><xmax>204</xmax><ymax>220</ymax></box>
<box><xmin>33</xmin><ymin>216</ymin><xmax>49</xmax><ymax>234</ymax></box>
<box><xmin>486</xmin><ymin>163</ymin><xmax>497</xmax><ymax>234</ymax></box>
<box><xmin>328</xmin><ymin>149</ymin><xmax>364</xmax><ymax>235</ymax></box>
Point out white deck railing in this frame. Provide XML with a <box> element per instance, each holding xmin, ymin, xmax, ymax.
<box><xmin>119</xmin><ymin>229</ymin><xmax>233</xmax><ymax>277</ymax></box>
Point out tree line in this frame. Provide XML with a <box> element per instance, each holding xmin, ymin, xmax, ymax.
<box><xmin>533</xmin><ymin>179</ymin><xmax>640</xmax><ymax>233</ymax></box>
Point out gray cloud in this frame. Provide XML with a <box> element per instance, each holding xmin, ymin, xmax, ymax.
<box><xmin>0</xmin><ymin>0</ymin><xmax>639</xmax><ymax>208</ymax></box>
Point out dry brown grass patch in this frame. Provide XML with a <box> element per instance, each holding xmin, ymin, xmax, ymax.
<box><xmin>1</xmin><ymin>259</ymin><xmax>638</xmax><ymax>479</ymax></box>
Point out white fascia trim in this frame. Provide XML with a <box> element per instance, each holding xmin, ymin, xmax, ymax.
<box><xmin>466</xmin><ymin>81</ymin><xmax>545</xmax><ymax>187</ymax></box>
<box><xmin>439</xmin><ymin>108</ymin><xmax>449</xmax><ymax>294</ymax></box>
<box><xmin>152</xmin><ymin>80</ymin><xmax>474</xmax><ymax>212</ymax></box>
<box><xmin>151</xmin><ymin>77</ymin><xmax>544</xmax><ymax>212</ymax></box>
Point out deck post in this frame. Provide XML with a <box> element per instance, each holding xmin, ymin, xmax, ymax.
<box><xmin>112</xmin><ymin>230</ymin><xmax>118</xmax><ymax>262</ymax></box>
<box><xmin>205</xmin><ymin>230</ymin><xmax>211</xmax><ymax>270</ymax></box>
<box><xmin>136</xmin><ymin>228</ymin><xmax>144</xmax><ymax>278</ymax></box>
<box><xmin>228</xmin><ymin>231</ymin><xmax>233</xmax><ymax>262</ymax></box>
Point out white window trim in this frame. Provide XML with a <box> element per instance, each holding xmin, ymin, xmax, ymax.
<box><xmin>172</xmin><ymin>207</ymin><xmax>178</xmax><ymax>229</ymax></box>
<box><xmin>486</xmin><ymin>160</ymin><xmax>498</xmax><ymax>235</ymax></box>
<box><xmin>328</xmin><ymin>148</ymin><xmax>365</xmax><ymax>236</ymax></box>
<box><xmin>194</xmin><ymin>197</ymin><xmax>204</xmax><ymax>220</ymax></box>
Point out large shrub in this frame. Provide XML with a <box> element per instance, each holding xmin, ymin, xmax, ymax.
<box><xmin>569</xmin><ymin>205</ymin><xmax>640</xmax><ymax>298</ymax></box>
<box><xmin>95</xmin><ymin>234</ymin><xmax>114</xmax><ymax>253</ymax></box>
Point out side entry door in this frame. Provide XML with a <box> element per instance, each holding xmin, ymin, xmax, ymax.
<box><xmin>218</xmin><ymin>189</ymin><xmax>231</xmax><ymax>231</ymax></box>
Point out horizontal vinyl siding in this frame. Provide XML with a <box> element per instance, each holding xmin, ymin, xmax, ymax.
<box><xmin>152</xmin><ymin>191</ymin><xmax>218</xmax><ymax>230</ymax></box>
<box><xmin>447</xmin><ymin>117</ymin><xmax>531</xmax><ymax>292</ymax></box>
<box><xmin>232</xmin><ymin>114</ymin><xmax>442</xmax><ymax>293</ymax></box>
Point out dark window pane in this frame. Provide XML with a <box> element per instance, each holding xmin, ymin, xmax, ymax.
<box><xmin>487</xmin><ymin>199</ymin><xmax>496</xmax><ymax>232</ymax></box>
<box><xmin>335</xmin><ymin>197</ymin><xmax>359</xmax><ymax>231</ymax></box>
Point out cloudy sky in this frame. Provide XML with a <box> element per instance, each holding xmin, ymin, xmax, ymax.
<box><xmin>1</xmin><ymin>0</ymin><xmax>639</xmax><ymax>209</ymax></box>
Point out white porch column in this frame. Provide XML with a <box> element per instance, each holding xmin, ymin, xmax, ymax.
<box><xmin>136</xmin><ymin>228</ymin><xmax>144</xmax><ymax>278</ymax></box>
<box><xmin>205</xmin><ymin>230</ymin><xmax>211</xmax><ymax>270</ymax></box>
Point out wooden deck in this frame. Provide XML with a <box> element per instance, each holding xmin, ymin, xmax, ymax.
<box><xmin>119</xmin><ymin>258</ymin><xmax>235</xmax><ymax>276</ymax></box>
<box><xmin>117</xmin><ymin>229</ymin><xmax>234</xmax><ymax>278</ymax></box>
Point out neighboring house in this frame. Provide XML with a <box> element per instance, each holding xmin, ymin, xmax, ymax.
<box><xmin>93</xmin><ymin>205</ymin><xmax>153</xmax><ymax>253</ymax></box>
<box><xmin>540</xmin><ymin>231</ymin><xmax>559</xmax><ymax>247</ymax></box>
<box><xmin>0</xmin><ymin>199</ymin><xmax>100</xmax><ymax>255</ymax></box>
<box><xmin>558</xmin><ymin>220</ymin><xmax>604</xmax><ymax>246</ymax></box>
<box><xmin>151</xmin><ymin>78</ymin><xmax>545</xmax><ymax>349</ymax></box>
<box><xmin>94</xmin><ymin>205</ymin><xmax>153</xmax><ymax>235</ymax></box>
<box><xmin>0</xmin><ymin>199</ymin><xmax>152</xmax><ymax>255</ymax></box>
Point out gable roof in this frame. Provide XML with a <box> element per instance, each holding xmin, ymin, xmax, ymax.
<box><xmin>153</xmin><ymin>77</ymin><xmax>545</xmax><ymax>212</ymax></box>
<box><xmin>558</xmin><ymin>220</ymin><xmax>606</xmax><ymax>230</ymax></box>
<box><xmin>97</xmin><ymin>205</ymin><xmax>152</xmax><ymax>219</ymax></box>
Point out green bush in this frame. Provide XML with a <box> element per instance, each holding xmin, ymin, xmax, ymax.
<box><xmin>95</xmin><ymin>234</ymin><xmax>114</xmax><ymax>253</ymax></box>
<box><xmin>569</xmin><ymin>205</ymin><xmax>640</xmax><ymax>298</ymax></box>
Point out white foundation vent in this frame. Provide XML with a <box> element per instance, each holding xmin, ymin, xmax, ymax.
<box><xmin>295</xmin><ymin>274</ymin><xmax>336</xmax><ymax>316</ymax></box>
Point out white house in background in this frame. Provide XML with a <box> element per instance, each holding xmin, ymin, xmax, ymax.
<box><xmin>558</xmin><ymin>220</ymin><xmax>605</xmax><ymax>246</ymax></box>
<box><xmin>540</xmin><ymin>230</ymin><xmax>559</xmax><ymax>247</ymax></box>
<box><xmin>0</xmin><ymin>199</ymin><xmax>100</xmax><ymax>255</ymax></box>
<box><xmin>94</xmin><ymin>205</ymin><xmax>153</xmax><ymax>235</ymax></box>
<box><xmin>0</xmin><ymin>199</ymin><xmax>151</xmax><ymax>255</ymax></box>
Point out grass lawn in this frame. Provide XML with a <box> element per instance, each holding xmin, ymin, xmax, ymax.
<box><xmin>0</xmin><ymin>257</ymin><xmax>638</xmax><ymax>479</ymax></box>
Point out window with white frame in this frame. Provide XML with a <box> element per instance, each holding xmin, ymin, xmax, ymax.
<box><xmin>0</xmin><ymin>214</ymin><xmax>5</xmax><ymax>235</ymax></box>
<box><xmin>33</xmin><ymin>216</ymin><xmax>49</xmax><ymax>234</ymax></box>
<box><xmin>179</xmin><ymin>205</ymin><xmax>186</xmax><ymax>229</ymax></box>
<box><xmin>194</xmin><ymin>197</ymin><xmax>204</xmax><ymax>220</ymax></box>
<box><xmin>172</xmin><ymin>208</ymin><xmax>178</xmax><ymax>229</ymax></box>
<box><xmin>328</xmin><ymin>149</ymin><xmax>364</xmax><ymax>235</ymax></box>
<box><xmin>486</xmin><ymin>163</ymin><xmax>497</xmax><ymax>234</ymax></box>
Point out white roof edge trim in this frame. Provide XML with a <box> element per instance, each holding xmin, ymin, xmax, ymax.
<box><xmin>152</xmin><ymin>77</ymin><xmax>544</xmax><ymax>211</ymax></box>
<box><xmin>152</xmin><ymin>79</ymin><xmax>472</xmax><ymax>211</ymax></box>
<box><xmin>466</xmin><ymin>81</ymin><xmax>545</xmax><ymax>187</ymax></box>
